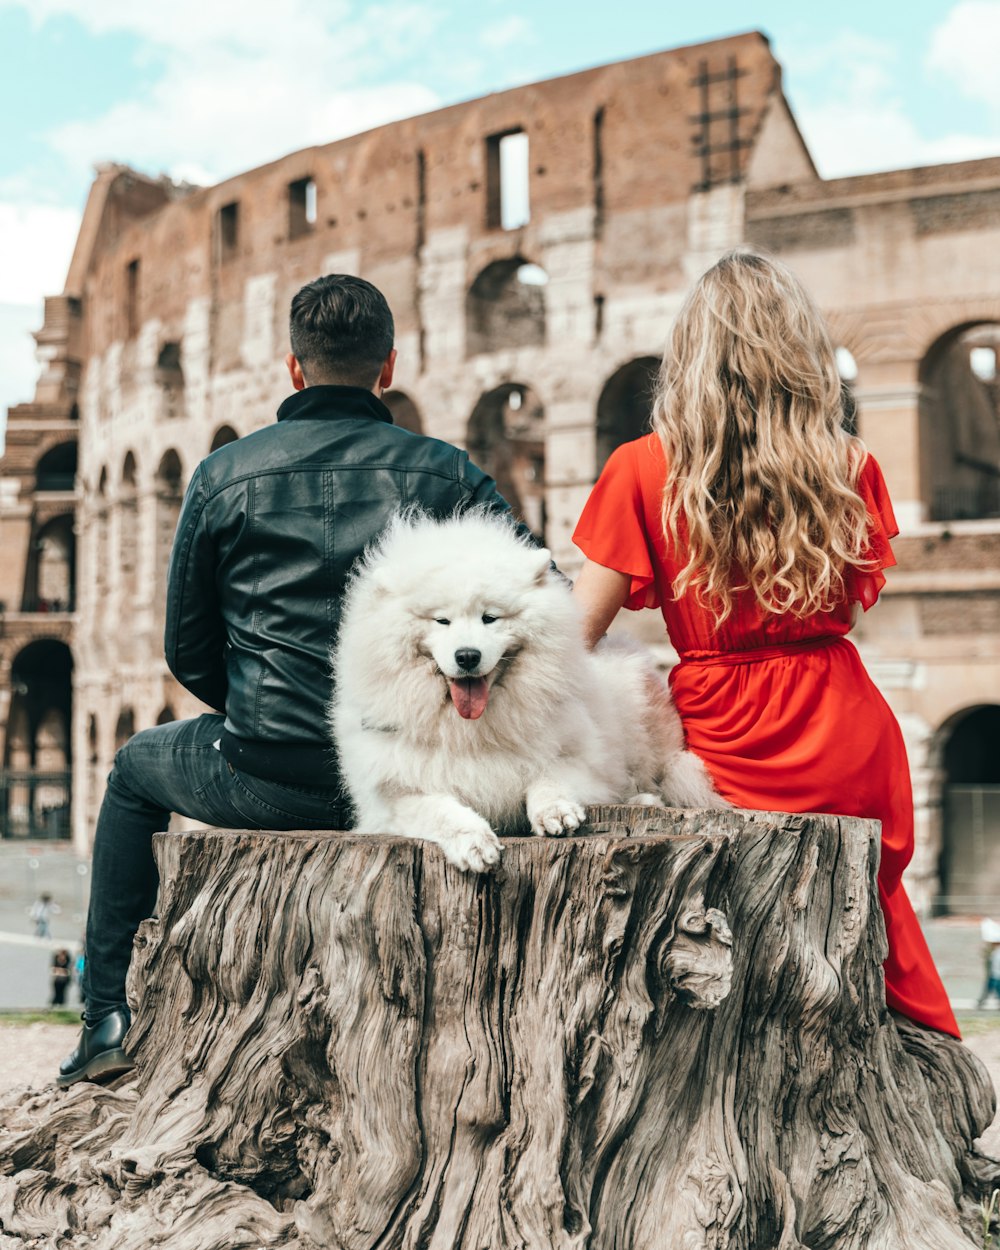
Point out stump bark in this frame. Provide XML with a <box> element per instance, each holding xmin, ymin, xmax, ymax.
<box><xmin>0</xmin><ymin>807</ymin><xmax>997</xmax><ymax>1249</ymax></box>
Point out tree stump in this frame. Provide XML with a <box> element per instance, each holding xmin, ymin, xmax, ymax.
<box><xmin>0</xmin><ymin>807</ymin><xmax>997</xmax><ymax>1249</ymax></box>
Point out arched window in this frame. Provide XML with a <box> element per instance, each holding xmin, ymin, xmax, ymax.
<box><xmin>210</xmin><ymin>425</ymin><xmax>239</xmax><ymax>453</ymax></box>
<box><xmin>595</xmin><ymin>357</ymin><xmax>660</xmax><ymax>473</ymax></box>
<box><xmin>920</xmin><ymin>323</ymin><xmax>1000</xmax><ymax>521</ymax></box>
<box><xmin>836</xmin><ymin>347</ymin><xmax>860</xmax><ymax>436</ymax></box>
<box><xmin>468</xmin><ymin>383</ymin><xmax>545</xmax><ymax>539</ymax></box>
<box><xmin>156</xmin><ymin>706</ymin><xmax>176</xmax><ymax>726</ymax></box>
<box><xmin>936</xmin><ymin>705</ymin><xmax>1000</xmax><ymax>914</ymax></box>
<box><xmin>120</xmin><ymin>451</ymin><xmax>139</xmax><ymax>603</ymax></box>
<box><xmin>35</xmin><ymin>442</ymin><xmax>78</xmax><ymax>493</ymax></box>
<box><xmin>465</xmin><ymin>258</ymin><xmax>547</xmax><ymax>357</ymax></box>
<box><xmin>156</xmin><ymin>341</ymin><xmax>185</xmax><ymax>420</ymax></box>
<box><xmin>155</xmin><ymin>451</ymin><xmax>184</xmax><ymax>623</ymax></box>
<box><xmin>25</xmin><ymin>514</ymin><xmax>75</xmax><ymax>612</ymax></box>
<box><xmin>115</xmin><ymin>708</ymin><xmax>136</xmax><ymax>751</ymax></box>
<box><xmin>2</xmin><ymin>640</ymin><xmax>73</xmax><ymax>840</ymax></box>
<box><xmin>383</xmin><ymin>390</ymin><xmax>424</xmax><ymax>434</ymax></box>
<box><xmin>95</xmin><ymin>467</ymin><xmax>110</xmax><ymax>623</ymax></box>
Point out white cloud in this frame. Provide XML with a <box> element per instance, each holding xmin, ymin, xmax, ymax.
<box><xmin>927</xmin><ymin>0</ymin><xmax>1000</xmax><ymax>111</ymax></box>
<box><xmin>0</xmin><ymin>301</ymin><xmax>46</xmax><ymax>450</ymax></box>
<box><xmin>47</xmin><ymin>69</ymin><xmax>441</xmax><ymax>187</ymax></box>
<box><xmin>0</xmin><ymin>203</ymin><xmax>80</xmax><ymax>305</ymax></box>
<box><xmin>0</xmin><ymin>206</ymin><xmax>78</xmax><ymax>448</ymax></box>
<box><xmin>7</xmin><ymin>0</ymin><xmax>354</xmax><ymax>56</ymax></box>
<box><xmin>481</xmin><ymin>15</ymin><xmax>533</xmax><ymax>50</ymax></box>
<box><xmin>780</xmin><ymin>27</ymin><xmax>1000</xmax><ymax>178</ymax></box>
<box><xmin>0</xmin><ymin>0</ymin><xmax>447</xmax><ymax>441</ymax></box>
<box><xmin>8</xmin><ymin>0</ymin><xmax>445</xmax><ymax>186</ymax></box>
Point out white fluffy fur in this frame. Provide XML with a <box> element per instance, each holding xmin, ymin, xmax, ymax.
<box><xmin>330</xmin><ymin>510</ymin><xmax>723</xmax><ymax>871</ymax></box>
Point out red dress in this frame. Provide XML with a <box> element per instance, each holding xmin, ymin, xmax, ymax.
<box><xmin>573</xmin><ymin>434</ymin><xmax>958</xmax><ymax>1038</ymax></box>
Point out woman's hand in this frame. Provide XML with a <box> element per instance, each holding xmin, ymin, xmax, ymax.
<box><xmin>572</xmin><ymin>559</ymin><xmax>632</xmax><ymax>649</ymax></box>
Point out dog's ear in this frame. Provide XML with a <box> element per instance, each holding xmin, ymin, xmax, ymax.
<box><xmin>364</xmin><ymin>565</ymin><xmax>393</xmax><ymax>597</ymax></box>
<box><xmin>531</xmin><ymin>548</ymin><xmax>553</xmax><ymax>585</ymax></box>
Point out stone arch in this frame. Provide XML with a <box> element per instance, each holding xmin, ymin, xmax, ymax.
<box><xmin>933</xmin><ymin>704</ymin><xmax>1000</xmax><ymax>914</ymax></box>
<box><xmin>115</xmin><ymin>707</ymin><xmax>136</xmax><ymax>751</ymax></box>
<box><xmin>25</xmin><ymin>513</ymin><xmax>75</xmax><ymax>612</ymax></box>
<box><xmin>919</xmin><ymin>322</ymin><xmax>1000</xmax><ymax>521</ymax></box>
<box><xmin>383</xmin><ymin>390</ymin><xmax>424</xmax><ymax>434</ymax></box>
<box><xmin>156</xmin><ymin>706</ymin><xmax>176</xmax><ymax>726</ymax></box>
<box><xmin>95</xmin><ymin>467</ymin><xmax>110</xmax><ymax>619</ymax></box>
<box><xmin>156</xmin><ymin>341</ymin><xmax>185</xmax><ymax>420</ymax></box>
<box><xmin>467</xmin><ymin>383</ymin><xmax>545</xmax><ymax>539</ymax></box>
<box><xmin>465</xmin><ymin>257</ymin><xmax>547</xmax><ymax>358</ymax></box>
<box><xmin>2</xmin><ymin>639</ymin><xmax>73</xmax><ymax>839</ymax></box>
<box><xmin>86</xmin><ymin>712</ymin><xmax>102</xmax><ymax>847</ymax></box>
<box><xmin>595</xmin><ymin>357</ymin><xmax>660</xmax><ymax>473</ymax></box>
<box><xmin>210</xmin><ymin>425</ymin><xmax>239</xmax><ymax>452</ymax></box>
<box><xmin>155</xmin><ymin>450</ymin><xmax>184</xmax><ymax>620</ymax></box>
<box><xmin>835</xmin><ymin>347</ymin><xmax>860</xmax><ymax>436</ymax></box>
<box><xmin>35</xmin><ymin>441</ymin><xmax>77</xmax><ymax>492</ymax></box>
<box><xmin>120</xmin><ymin>451</ymin><xmax>139</xmax><ymax>603</ymax></box>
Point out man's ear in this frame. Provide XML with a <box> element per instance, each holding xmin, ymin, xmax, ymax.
<box><xmin>286</xmin><ymin>353</ymin><xmax>307</xmax><ymax>391</ymax></box>
<box><xmin>378</xmin><ymin>348</ymin><xmax>397</xmax><ymax>394</ymax></box>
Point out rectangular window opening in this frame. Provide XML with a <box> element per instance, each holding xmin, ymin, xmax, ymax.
<box><xmin>289</xmin><ymin>177</ymin><xmax>317</xmax><ymax>238</ymax></box>
<box><xmin>486</xmin><ymin>130</ymin><xmax>530</xmax><ymax>231</ymax></box>
<box><xmin>126</xmin><ymin>259</ymin><xmax>140</xmax><ymax>338</ymax></box>
<box><xmin>218</xmin><ymin>201</ymin><xmax>239</xmax><ymax>260</ymax></box>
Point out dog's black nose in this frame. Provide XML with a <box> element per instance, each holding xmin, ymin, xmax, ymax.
<box><xmin>454</xmin><ymin>648</ymin><xmax>481</xmax><ymax>672</ymax></box>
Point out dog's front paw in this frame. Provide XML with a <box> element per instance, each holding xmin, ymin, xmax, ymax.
<box><xmin>528</xmin><ymin>797</ymin><xmax>587</xmax><ymax>837</ymax></box>
<box><xmin>440</xmin><ymin>819</ymin><xmax>503</xmax><ymax>873</ymax></box>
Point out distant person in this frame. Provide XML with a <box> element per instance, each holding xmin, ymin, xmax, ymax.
<box><xmin>976</xmin><ymin>919</ymin><xmax>1000</xmax><ymax>1009</ymax></box>
<box><xmin>50</xmin><ymin>949</ymin><xmax>72</xmax><ymax>1007</ymax></box>
<box><xmin>572</xmin><ymin>249</ymin><xmax>959</xmax><ymax>1039</ymax></box>
<box><xmin>58</xmin><ymin>274</ymin><xmax>527</xmax><ymax>1087</ymax></box>
<box><xmin>75</xmin><ymin>944</ymin><xmax>86</xmax><ymax>1004</ymax></box>
<box><xmin>29</xmin><ymin>892</ymin><xmax>60</xmax><ymax>939</ymax></box>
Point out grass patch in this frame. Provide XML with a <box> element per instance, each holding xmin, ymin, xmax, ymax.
<box><xmin>954</xmin><ymin>1013</ymin><xmax>1000</xmax><ymax>1037</ymax></box>
<box><xmin>0</xmin><ymin>1009</ymin><xmax>79</xmax><ymax>1027</ymax></box>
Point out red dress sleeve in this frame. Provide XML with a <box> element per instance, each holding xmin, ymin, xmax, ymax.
<box><xmin>848</xmin><ymin>453</ymin><xmax>899</xmax><ymax>611</ymax></box>
<box><xmin>572</xmin><ymin>441</ymin><xmax>658</xmax><ymax>610</ymax></box>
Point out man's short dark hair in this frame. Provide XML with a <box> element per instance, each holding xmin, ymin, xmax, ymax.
<box><xmin>289</xmin><ymin>274</ymin><xmax>394</xmax><ymax>387</ymax></box>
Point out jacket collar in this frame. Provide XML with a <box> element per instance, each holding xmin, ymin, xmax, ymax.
<box><xmin>276</xmin><ymin>385</ymin><xmax>394</xmax><ymax>425</ymax></box>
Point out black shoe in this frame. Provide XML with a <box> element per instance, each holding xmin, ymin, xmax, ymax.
<box><xmin>57</xmin><ymin>1008</ymin><xmax>135</xmax><ymax>1087</ymax></box>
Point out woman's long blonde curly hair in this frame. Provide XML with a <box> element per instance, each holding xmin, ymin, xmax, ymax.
<box><xmin>652</xmin><ymin>249</ymin><xmax>872</xmax><ymax>626</ymax></box>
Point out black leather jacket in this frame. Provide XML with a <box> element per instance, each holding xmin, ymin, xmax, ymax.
<box><xmin>164</xmin><ymin>385</ymin><xmax>518</xmax><ymax>784</ymax></box>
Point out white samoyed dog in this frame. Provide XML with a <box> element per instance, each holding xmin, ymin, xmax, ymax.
<box><xmin>329</xmin><ymin>510</ymin><xmax>723</xmax><ymax>872</ymax></box>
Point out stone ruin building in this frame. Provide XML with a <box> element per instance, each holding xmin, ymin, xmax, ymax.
<box><xmin>1</xmin><ymin>30</ymin><xmax>999</xmax><ymax>915</ymax></box>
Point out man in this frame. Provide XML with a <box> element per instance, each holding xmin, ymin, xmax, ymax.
<box><xmin>59</xmin><ymin>274</ymin><xmax>520</xmax><ymax>1085</ymax></box>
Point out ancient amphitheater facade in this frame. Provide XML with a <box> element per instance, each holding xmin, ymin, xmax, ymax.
<box><xmin>1</xmin><ymin>31</ymin><xmax>999</xmax><ymax>915</ymax></box>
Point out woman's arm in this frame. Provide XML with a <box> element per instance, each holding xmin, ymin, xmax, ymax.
<box><xmin>572</xmin><ymin>559</ymin><xmax>632</xmax><ymax>649</ymax></box>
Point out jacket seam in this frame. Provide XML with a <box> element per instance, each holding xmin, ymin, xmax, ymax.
<box><xmin>200</xmin><ymin>461</ymin><xmax>470</xmax><ymax>498</ymax></box>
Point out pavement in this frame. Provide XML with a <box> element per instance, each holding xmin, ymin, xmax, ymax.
<box><xmin>1</xmin><ymin>837</ymin><xmax>999</xmax><ymax>1016</ymax></box>
<box><xmin>0</xmin><ymin>840</ymin><xmax>88</xmax><ymax>1010</ymax></box>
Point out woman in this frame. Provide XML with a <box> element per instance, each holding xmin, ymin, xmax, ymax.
<box><xmin>573</xmin><ymin>249</ymin><xmax>957</xmax><ymax>1038</ymax></box>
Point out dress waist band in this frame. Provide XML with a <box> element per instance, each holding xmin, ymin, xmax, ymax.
<box><xmin>677</xmin><ymin>634</ymin><xmax>841</xmax><ymax>668</ymax></box>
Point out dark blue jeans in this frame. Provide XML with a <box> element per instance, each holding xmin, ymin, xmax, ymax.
<box><xmin>83</xmin><ymin>714</ymin><xmax>348</xmax><ymax>1023</ymax></box>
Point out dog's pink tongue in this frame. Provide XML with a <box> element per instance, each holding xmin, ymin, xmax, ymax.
<box><xmin>449</xmin><ymin>677</ymin><xmax>490</xmax><ymax>720</ymax></box>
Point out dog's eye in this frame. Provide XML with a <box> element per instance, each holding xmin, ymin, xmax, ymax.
<box><xmin>481</xmin><ymin>614</ymin><xmax>498</xmax><ymax>625</ymax></box>
<box><xmin>435</xmin><ymin>617</ymin><xmax>450</xmax><ymax>626</ymax></box>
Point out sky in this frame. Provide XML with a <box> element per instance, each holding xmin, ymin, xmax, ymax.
<box><xmin>1</xmin><ymin>0</ymin><xmax>999</xmax><ymax>441</ymax></box>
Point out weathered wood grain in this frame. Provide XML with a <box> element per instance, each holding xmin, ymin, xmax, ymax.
<box><xmin>0</xmin><ymin>807</ymin><xmax>995</xmax><ymax>1249</ymax></box>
